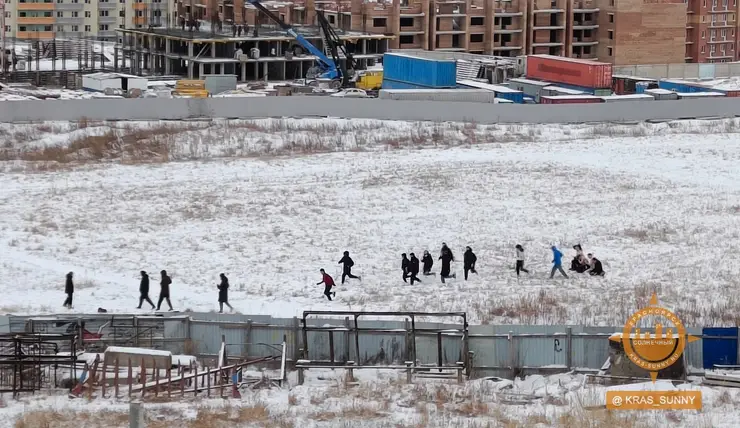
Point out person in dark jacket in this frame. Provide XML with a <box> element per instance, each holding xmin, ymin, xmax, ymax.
<box><xmin>338</xmin><ymin>251</ymin><xmax>361</xmax><ymax>284</ymax></box>
<box><xmin>588</xmin><ymin>254</ymin><xmax>605</xmax><ymax>277</ymax></box>
<box><xmin>408</xmin><ymin>253</ymin><xmax>421</xmax><ymax>285</ymax></box>
<box><xmin>463</xmin><ymin>246</ymin><xmax>478</xmax><ymax>280</ymax></box>
<box><xmin>218</xmin><ymin>273</ymin><xmax>234</xmax><ymax>313</ymax></box>
<box><xmin>317</xmin><ymin>269</ymin><xmax>336</xmax><ymax>301</ymax></box>
<box><xmin>157</xmin><ymin>270</ymin><xmax>173</xmax><ymax>311</ymax></box>
<box><xmin>401</xmin><ymin>253</ymin><xmax>410</xmax><ymax>283</ymax></box>
<box><xmin>439</xmin><ymin>243</ymin><xmax>456</xmax><ymax>283</ymax></box>
<box><xmin>137</xmin><ymin>271</ymin><xmax>155</xmax><ymax>309</ymax></box>
<box><xmin>63</xmin><ymin>272</ymin><xmax>74</xmax><ymax>308</ymax></box>
<box><xmin>421</xmin><ymin>250</ymin><xmax>434</xmax><ymax>275</ymax></box>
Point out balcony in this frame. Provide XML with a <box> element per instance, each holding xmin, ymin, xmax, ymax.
<box><xmin>133</xmin><ymin>2</ymin><xmax>148</xmax><ymax>10</ymax></box>
<box><xmin>708</xmin><ymin>38</ymin><xmax>732</xmax><ymax>43</ymax></box>
<box><xmin>531</xmin><ymin>41</ymin><xmax>563</xmax><ymax>46</ymax></box>
<box><xmin>99</xmin><ymin>15</ymin><xmax>117</xmax><ymax>24</ymax></box>
<box><xmin>99</xmin><ymin>2</ymin><xmax>117</xmax><ymax>9</ymax></box>
<box><xmin>133</xmin><ymin>16</ymin><xmax>147</xmax><ymax>24</ymax></box>
<box><xmin>17</xmin><ymin>16</ymin><xmax>54</xmax><ymax>24</ymax></box>
<box><xmin>56</xmin><ymin>17</ymin><xmax>84</xmax><ymax>24</ymax></box>
<box><xmin>17</xmin><ymin>2</ymin><xmax>54</xmax><ymax>10</ymax></box>
<box><xmin>573</xmin><ymin>7</ymin><xmax>599</xmax><ymax>12</ymax></box>
<box><xmin>493</xmin><ymin>45</ymin><xmax>523</xmax><ymax>50</ymax></box>
<box><xmin>573</xmin><ymin>22</ymin><xmax>599</xmax><ymax>29</ymax></box>
<box><xmin>572</xmin><ymin>39</ymin><xmax>598</xmax><ymax>46</ymax></box>
<box><xmin>435</xmin><ymin>30</ymin><xmax>466</xmax><ymax>34</ymax></box>
<box><xmin>708</xmin><ymin>4</ymin><xmax>730</xmax><ymax>12</ymax></box>
<box><xmin>495</xmin><ymin>9</ymin><xmax>523</xmax><ymax>16</ymax></box>
<box><xmin>709</xmin><ymin>53</ymin><xmax>733</xmax><ymax>58</ymax></box>
<box><xmin>55</xmin><ymin>3</ymin><xmax>84</xmax><ymax>10</ymax></box>
<box><xmin>533</xmin><ymin>8</ymin><xmax>565</xmax><ymax>13</ymax></box>
<box><xmin>495</xmin><ymin>27</ymin><xmax>523</xmax><ymax>33</ymax></box>
<box><xmin>533</xmin><ymin>25</ymin><xmax>565</xmax><ymax>29</ymax></box>
<box><xmin>710</xmin><ymin>21</ymin><xmax>734</xmax><ymax>27</ymax></box>
<box><xmin>16</xmin><ymin>30</ymin><xmax>54</xmax><ymax>38</ymax></box>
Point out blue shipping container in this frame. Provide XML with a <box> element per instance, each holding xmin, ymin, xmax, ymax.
<box><xmin>495</xmin><ymin>90</ymin><xmax>524</xmax><ymax>104</ymax></box>
<box><xmin>702</xmin><ymin>327</ymin><xmax>738</xmax><ymax>369</ymax></box>
<box><xmin>382</xmin><ymin>53</ymin><xmax>457</xmax><ymax>88</ymax></box>
<box><xmin>658</xmin><ymin>80</ymin><xmax>707</xmax><ymax>93</ymax></box>
<box><xmin>382</xmin><ymin>79</ymin><xmax>435</xmax><ymax>90</ymax></box>
<box><xmin>635</xmin><ymin>82</ymin><xmax>649</xmax><ymax>94</ymax></box>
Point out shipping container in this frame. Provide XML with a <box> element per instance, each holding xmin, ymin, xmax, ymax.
<box><xmin>526</xmin><ymin>55</ymin><xmax>612</xmax><ymax>89</ymax></box>
<box><xmin>644</xmin><ymin>88</ymin><xmax>679</xmax><ymax>101</ymax></box>
<box><xmin>676</xmin><ymin>92</ymin><xmax>726</xmax><ymax>99</ymax></box>
<box><xmin>600</xmin><ymin>94</ymin><xmax>654</xmax><ymax>103</ymax></box>
<box><xmin>506</xmin><ymin>77</ymin><xmax>552</xmax><ymax>102</ymax></box>
<box><xmin>457</xmin><ymin>79</ymin><xmax>525</xmax><ymax>103</ymax></box>
<box><xmin>541</xmin><ymin>81</ymin><xmax>611</xmax><ymax>96</ymax></box>
<box><xmin>541</xmin><ymin>86</ymin><xmax>586</xmax><ymax>97</ymax></box>
<box><xmin>378</xmin><ymin>88</ymin><xmax>498</xmax><ymax>103</ymax></box>
<box><xmin>539</xmin><ymin>95</ymin><xmax>603</xmax><ymax>104</ymax></box>
<box><xmin>658</xmin><ymin>79</ymin><xmax>709</xmax><ymax>93</ymax></box>
<box><xmin>613</xmin><ymin>75</ymin><xmax>658</xmax><ymax>95</ymax></box>
<box><xmin>382</xmin><ymin>53</ymin><xmax>457</xmax><ymax>88</ymax></box>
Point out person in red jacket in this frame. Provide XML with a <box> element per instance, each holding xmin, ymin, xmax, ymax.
<box><xmin>317</xmin><ymin>269</ymin><xmax>336</xmax><ymax>301</ymax></box>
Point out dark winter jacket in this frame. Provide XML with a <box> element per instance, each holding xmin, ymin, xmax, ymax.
<box><xmin>140</xmin><ymin>273</ymin><xmax>149</xmax><ymax>295</ymax></box>
<box><xmin>218</xmin><ymin>275</ymin><xmax>229</xmax><ymax>302</ymax></box>
<box><xmin>464</xmin><ymin>249</ymin><xmax>477</xmax><ymax>269</ymax></box>
<box><xmin>439</xmin><ymin>247</ymin><xmax>454</xmax><ymax>265</ymax></box>
<box><xmin>422</xmin><ymin>254</ymin><xmax>433</xmax><ymax>272</ymax></box>
<box><xmin>319</xmin><ymin>272</ymin><xmax>335</xmax><ymax>287</ymax></box>
<box><xmin>65</xmin><ymin>274</ymin><xmax>74</xmax><ymax>295</ymax></box>
<box><xmin>401</xmin><ymin>256</ymin><xmax>410</xmax><ymax>273</ymax></box>
<box><xmin>160</xmin><ymin>273</ymin><xmax>172</xmax><ymax>297</ymax></box>
<box><xmin>591</xmin><ymin>258</ymin><xmax>604</xmax><ymax>275</ymax></box>
<box><xmin>338</xmin><ymin>255</ymin><xmax>354</xmax><ymax>272</ymax></box>
<box><xmin>409</xmin><ymin>255</ymin><xmax>420</xmax><ymax>274</ymax></box>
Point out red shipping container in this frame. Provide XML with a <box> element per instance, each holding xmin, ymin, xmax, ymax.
<box><xmin>540</xmin><ymin>95</ymin><xmax>603</xmax><ymax>105</ymax></box>
<box><xmin>612</xmin><ymin>77</ymin><xmax>626</xmax><ymax>95</ymax></box>
<box><xmin>526</xmin><ymin>55</ymin><xmax>612</xmax><ymax>89</ymax></box>
<box><xmin>722</xmin><ymin>90</ymin><xmax>740</xmax><ymax>97</ymax></box>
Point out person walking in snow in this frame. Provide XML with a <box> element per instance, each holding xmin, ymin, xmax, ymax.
<box><xmin>401</xmin><ymin>253</ymin><xmax>411</xmax><ymax>282</ymax></box>
<box><xmin>421</xmin><ymin>250</ymin><xmax>434</xmax><ymax>275</ymax></box>
<box><xmin>137</xmin><ymin>271</ymin><xmax>155</xmax><ymax>309</ymax></box>
<box><xmin>63</xmin><ymin>272</ymin><xmax>74</xmax><ymax>309</ymax></box>
<box><xmin>218</xmin><ymin>273</ymin><xmax>234</xmax><ymax>313</ymax></box>
<box><xmin>439</xmin><ymin>243</ymin><xmax>456</xmax><ymax>283</ymax></box>
<box><xmin>515</xmin><ymin>244</ymin><xmax>529</xmax><ymax>276</ymax></box>
<box><xmin>408</xmin><ymin>253</ymin><xmax>422</xmax><ymax>285</ymax></box>
<box><xmin>550</xmin><ymin>246</ymin><xmax>568</xmax><ymax>279</ymax></box>
<box><xmin>338</xmin><ymin>251</ymin><xmax>361</xmax><ymax>284</ymax></box>
<box><xmin>157</xmin><ymin>270</ymin><xmax>174</xmax><ymax>311</ymax></box>
<box><xmin>317</xmin><ymin>269</ymin><xmax>336</xmax><ymax>301</ymax></box>
<box><xmin>463</xmin><ymin>246</ymin><xmax>478</xmax><ymax>281</ymax></box>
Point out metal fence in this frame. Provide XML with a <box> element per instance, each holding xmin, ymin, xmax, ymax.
<box><xmin>0</xmin><ymin>312</ymin><xmax>732</xmax><ymax>379</ymax></box>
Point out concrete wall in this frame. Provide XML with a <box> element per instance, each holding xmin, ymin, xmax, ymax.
<box><xmin>2</xmin><ymin>97</ymin><xmax>740</xmax><ymax>124</ymax></box>
<box><xmin>614</xmin><ymin>62</ymin><xmax>740</xmax><ymax>80</ymax></box>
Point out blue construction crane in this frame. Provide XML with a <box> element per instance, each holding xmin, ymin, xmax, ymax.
<box><xmin>247</xmin><ymin>0</ymin><xmax>355</xmax><ymax>87</ymax></box>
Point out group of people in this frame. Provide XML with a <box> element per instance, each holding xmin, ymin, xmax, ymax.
<box><xmin>549</xmin><ymin>244</ymin><xmax>605</xmax><ymax>279</ymax></box>
<box><xmin>63</xmin><ymin>270</ymin><xmax>235</xmax><ymax>313</ymax></box>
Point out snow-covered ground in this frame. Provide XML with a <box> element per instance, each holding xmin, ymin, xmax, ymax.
<box><xmin>0</xmin><ymin>118</ymin><xmax>739</xmax><ymax>326</ymax></box>
<box><xmin>4</xmin><ymin>370</ymin><xmax>739</xmax><ymax>427</ymax></box>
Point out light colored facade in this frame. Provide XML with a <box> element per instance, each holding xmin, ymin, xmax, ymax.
<box><xmin>3</xmin><ymin>0</ymin><xmax>175</xmax><ymax>41</ymax></box>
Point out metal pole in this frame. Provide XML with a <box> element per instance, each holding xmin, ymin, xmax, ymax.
<box><xmin>129</xmin><ymin>401</ymin><xmax>144</xmax><ymax>428</ymax></box>
<box><xmin>1</xmin><ymin>0</ymin><xmax>6</xmax><ymax>80</ymax></box>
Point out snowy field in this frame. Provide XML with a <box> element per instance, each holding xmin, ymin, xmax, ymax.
<box><xmin>3</xmin><ymin>370</ymin><xmax>739</xmax><ymax>428</ymax></box>
<box><xmin>0</xmin><ymin>118</ymin><xmax>739</xmax><ymax>326</ymax></box>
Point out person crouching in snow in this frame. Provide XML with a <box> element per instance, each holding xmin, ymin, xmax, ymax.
<box><xmin>317</xmin><ymin>269</ymin><xmax>336</xmax><ymax>301</ymax></box>
<box><xmin>588</xmin><ymin>254</ymin><xmax>605</xmax><ymax>277</ymax></box>
<box><xmin>463</xmin><ymin>246</ymin><xmax>478</xmax><ymax>280</ymax></box>
<box><xmin>421</xmin><ymin>250</ymin><xmax>434</xmax><ymax>275</ymax></box>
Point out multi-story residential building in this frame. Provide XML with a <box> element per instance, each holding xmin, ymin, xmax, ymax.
<box><xmin>686</xmin><ymin>0</ymin><xmax>738</xmax><ymax>62</ymax></box>
<box><xmin>3</xmin><ymin>0</ymin><xmax>174</xmax><ymax>41</ymax></box>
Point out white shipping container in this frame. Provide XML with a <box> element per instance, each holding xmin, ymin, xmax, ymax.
<box><xmin>644</xmin><ymin>88</ymin><xmax>678</xmax><ymax>101</ymax></box>
<box><xmin>600</xmin><ymin>94</ymin><xmax>654</xmax><ymax>102</ymax></box>
<box><xmin>507</xmin><ymin>78</ymin><xmax>552</xmax><ymax>102</ymax></box>
<box><xmin>379</xmin><ymin>89</ymin><xmax>498</xmax><ymax>103</ymax></box>
<box><xmin>82</xmin><ymin>73</ymin><xmax>122</xmax><ymax>92</ymax></box>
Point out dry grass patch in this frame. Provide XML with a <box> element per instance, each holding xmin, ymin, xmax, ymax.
<box><xmin>15</xmin><ymin>410</ymin><xmax>128</xmax><ymax>428</ymax></box>
<box><xmin>475</xmin><ymin>289</ymin><xmax>568</xmax><ymax>324</ymax></box>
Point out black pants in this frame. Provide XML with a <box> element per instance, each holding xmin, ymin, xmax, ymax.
<box><xmin>409</xmin><ymin>272</ymin><xmax>421</xmax><ymax>285</ymax></box>
<box><xmin>590</xmin><ymin>270</ymin><xmax>605</xmax><ymax>277</ymax></box>
<box><xmin>516</xmin><ymin>260</ymin><xmax>529</xmax><ymax>276</ymax></box>
<box><xmin>324</xmin><ymin>285</ymin><xmax>334</xmax><ymax>301</ymax></box>
<box><xmin>157</xmin><ymin>295</ymin><xmax>173</xmax><ymax>310</ymax></box>
<box><xmin>138</xmin><ymin>294</ymin><xmax>154</xmax><ymax>308</ymax></box>
<box><xmin>440</xmin><ymin>264</ymin><xmax>451</xmax><ymax>278</ymax></box>
<box><xmin>63</xmin><ymin>293</ymin><xmax>73</xmax><ymax>307</ymax></box>
<box><xmin>464</xmin><ymin>266</ymin><xmax>477</xmax><ymax>280</ymax></box>
<box><xmin>402</xmin><ymin>270</ymin><xmax>409</xmax><ymax>282</ymax></box>
<box><xmin>342</xmin><ymin>269</ymin><xmax>359</xmax><ymax>284</ymax></box>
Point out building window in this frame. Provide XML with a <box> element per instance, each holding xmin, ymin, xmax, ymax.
<box><xmin>400</xmin><ymin>17</ymin><xmax>414</xmax><ymax>27</ymax></box>
<box><xmin>703</xmin><ymin>0</ymin><xmax>706</xmax><ymax>6</ymax></box>
<box><xmin>702</xmin><ymin>30</ymin><xmax>706</xmax><ymax>38</ymax></box>
<box><xmin>44</xmin><ymin>25</ymin><xmax>51</xmax><ymax>31</ymax></box>
<box><xmin>722</xmin><ymin>28</ymin><xmax>727</xmax><ymax>38</ymax></box>
<box><xmin>607</xmin><ymin>47</ymin><xmax>613</xmax><ymax>56</ymax></box>
<box><xmin>72</xmin><ymin>25</ymin><xmax>78</xmax><ymax>31</ymax></box>
<box><xmin>701</xmin><ymin>45</ymin><xmax>705</xmax><ymax>52</ymax></box>
<box><xmin>100</xmin><ymin>10</ymin><xmax>108</xmax><ymax>16</ymax></box>
<box><xmin>56</xmin><ymin>11</ymin><xmax>63</xmax><ymax>17</ymax></box>
<box><xmin>57</xmin><ymin>25</ymin><xmax>63</xmax><ymax>31</ymax></box>
<box><xmin>85</xmin><ymin>11</ymin><xmax>90</xmax><ymax>17</ymax></box>
<box><xmin>469</xmin><ymin>33</ymin><xmax>483</xmax><ymax>43</ymax></box>
<box><xmin>608</xmin><ymin>29</ymin><xmax>613</xmax><ymax>39</ymax></box>
<box><xmin>4</xmin><ymin>26</ymin><xmax>9</xmax><ymax>32</ymax></box>
<box><xmin>153</xmin><ymin>10</ymin><xmax>160</xmax><ymax>16</ymax></box>
<box><xmin>372</xmin><ymin>18</ymin><xmax>386</xmax><ymax>27</ymax></box>
<box><xmin>72</xmin><ymin>11</ymin><xmax>78</xmax><ymax>17</ymax></box>
<box><xmin>84</xmin><ymin>24</ymin><xmax>91</xmax><ymax>31</ymax></box>
<box><xmin>119</xmin><ymin>9</ymin><xmax>124</xmax><ymax>16</ymax></box>
<box><xmin>470</xmin><ymin>17</ymin><xmax>484</xmax><ymax>26</ymax></box>
<box><xmin>608</xmin><ymin>13</ymin><xmax>614</xmax><ymax>23</ymax></box>
<box><xmin>399</xmin><ymin>35</ymin><xmax>414</xmax><ymax>44</ymax></box>
<box><xmin>4</xmin><ymin>12</ymin><xmax>9</xmax><ymax>17</ymax></box>
<box><xmin>100</xmin><ymin>24</ymin><xmax>108</xmax><ymax>30</ymax></box>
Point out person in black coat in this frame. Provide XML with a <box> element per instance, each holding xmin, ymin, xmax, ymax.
<box><xmin>439</xmin><ymin>243</ymin><xmax>456</xmax><ymax>283</ymax></box>
<box><xmin>63</xmin><ymin>272</ymin><xmax>74</xmax><ymax>308</ymax></box>
<box><xmin>218</xmin><ymin>273</ymin><xmax>234</xmax><ymax>313</ymax></box>
<box><xmin>338</xmin><ymin>251</ymin><xmax>361</xmax><ymax>284</ymax></box>
<box><xmin>157</xmin><ymin>270</ymin><xmax>173</xmax><ymax>311</ymax></box>
<box><xmin>408</xmin><ymin>253</ymin><xmax>422</xmax><ymax>285</ymax></box>
<box><xmin>463</xmin><ymin>246</ymin><xmax>478</xmax><ymax>281</ymax></box>
<box><xmin>588</xmin><ymin>254</ymin><xmax>606</xmax><ymax>277</ymax></box>
<box><xmin>421</xmin><ymin>250</ymin><xmax>434</xmax><ymax>275</ymax></box>
<box><xmin>401</xmin><ymin>253</ymin><xmax>410</xmax><ymax>282</ymax></box>
<box><xmin>137</xmin><ymin>271</ymin><xmax>155</xmax><ymax>309</ymax></box>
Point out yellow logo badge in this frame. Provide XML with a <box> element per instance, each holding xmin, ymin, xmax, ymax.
<box><xmin>610</xmin><ymin>292</ymin><xmax>701</xmax><ymax>382</ymax></box>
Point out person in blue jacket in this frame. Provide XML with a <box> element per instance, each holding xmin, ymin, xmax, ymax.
<box><xmin>550</xmin><ymin>246</ymin><xmax>568</xmax><ymax>279</ymax></box>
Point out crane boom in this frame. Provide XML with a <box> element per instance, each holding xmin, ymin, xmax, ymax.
<box><xmin>247</xmin><ymin>0</ymin><xmax>341</xmax><ymax>80</ymax></box>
